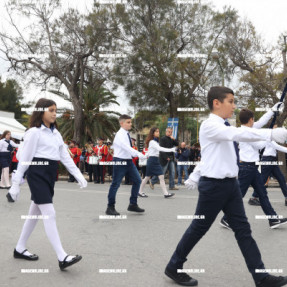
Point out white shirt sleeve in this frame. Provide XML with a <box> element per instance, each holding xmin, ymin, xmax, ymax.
<box><xmin>270</xmin><ymin>141</ymin><xmax>287</xmax><ymax>153</ymax></box>
<box><xmin>114</xmin><ymin>134</ymin><xmax>142</xmax><ymax>157</ymax></box>
<box><xmin>10</xmin><ymin>140</ymin><xmax>19</xmax><ymax>148</ymax></box>
<box><xmin>149</xmin><ymin>140</ymin><xmax>175</xmax><ymax>153</ymax></box>
<box><xmin>12</xmin><ymin>128</ymin><xmax>40</xmax><ymax>185</ymax></box>
<box><xmin>248</xmin><ymin>141</ymin><xmax>267</xmax><ymax>150</ymax></box>
<box><xmin>0</xmin><ymin>140</ymin><xmax>4</xmax><ymax>150</ymax></box>
<box><xmin>203</xmin><ymin>121</ymin><xmax>272</xmax><ymax>142</ymax></box>
<box><xmin>253</xmin><ymin>110</ymin><xmax>273</xmax><ymax>129</ymax></box>
<box><xmin>189</xmin><ymin>163</ymin><xmax>201</xmax><ymax>183</ymax></box>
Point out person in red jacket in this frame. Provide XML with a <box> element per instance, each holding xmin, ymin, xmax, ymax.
<box><xmin>95</xmin><ymin>138</ymin><xmax>108</xmax><ymax>184</ymax></box>
<box><xmin>11</xmin><ymin>147</ymin><xmax>19</xmax><ymax>172</ymax></box>
<box><xmin>68</xmin><ymin>141</ymin><xmax>78</xmax><ymax>182</ymax></box>
<box><xmin>141</xmin><ymin>147</ymin><xmax>148</xmax><ymax>178</ymax></box>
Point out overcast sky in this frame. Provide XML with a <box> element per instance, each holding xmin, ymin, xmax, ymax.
<box><xmin>0</xmin><ymin>0</ymin><xmax>286</xmax><ymax>113</ymax></box>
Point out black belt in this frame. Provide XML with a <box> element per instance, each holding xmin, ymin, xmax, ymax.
<box><xmin>201</xmin><ymin>176</ymin><xmax>236</xmax><ymax>182</ymax></box>
<box><xmin>239</xmin><ymin>161</ymin><xmax>256</xmax><ymax>166</ymax></box>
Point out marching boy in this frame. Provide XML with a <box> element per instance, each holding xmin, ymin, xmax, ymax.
<box><xmin>106</xmin><ymin>114</ymin><xmax>147</xmax><ymax>215</ymax></box>
<box><xmin>165</xmin><ymin>86</ymin><xmax>287</xmax><ymax>287</ymax></box>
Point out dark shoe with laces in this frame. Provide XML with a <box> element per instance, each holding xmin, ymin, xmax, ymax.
<box><xmin>106</xmin><ymin>205</ymin><xmax>120</xmax><ymax>216</ymax></box>
<box><xmin>256</xmin><ymin>275</ymin><xmax>287</xmax><ymax>287</ymax></box>
<box><xmin>248</xmin><ymin>197</ymin><xmax>261</xmax><ymax>206</ymax></box>
<box><xmin>165</xmin><ymin>266</ymin><xmax>198</xmax><ymax>286</ymax></box>
<box><xmin>127</xmin><ymin>204</ymin><xmax>145</xmax><ymax>213</ymax></box>
<box><xmin>269</xmin><ymin>218</ymin><xmax>287</xmax><ymax>229</ymax></box>
<box><xmin>220</xmin><ymin>218</ymin><xmax>232</xmax><ymax>230</ymax></box>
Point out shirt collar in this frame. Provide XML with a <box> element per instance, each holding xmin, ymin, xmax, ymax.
<box><xmin>41</xmin><ymin>123</ymin><xmax>58</xmax><ymax>133</ymax></box>
<box><xmin>209</xmin><ymin>113</ymin><xmax>226</xmax><ymax>124</ymax></box>
<box><xmin>120</xmin><ymin>127</ymin><xmax>129</xmax><ymax>134</ymax></box>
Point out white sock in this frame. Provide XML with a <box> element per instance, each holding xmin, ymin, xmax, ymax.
<box><xmin>139</xmin><ymin>176</ymin><xmax>150</xmax><ymax>194</ymax></box>
<box><xmin>16</xmin><ymin>201</ymin><xmax>41</xmax><ymax>256</ymax></box>
<box><xmin>37</xmin><ymin>203</ymin><xmax>69</xmax><ymax>261</ymax></box>
<box><xmin>159</xmin><ymin>175</ymin><xmax>169</xmax><ymax>195</ymax></box>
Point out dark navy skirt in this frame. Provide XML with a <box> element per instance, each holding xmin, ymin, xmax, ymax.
<box><xmin>26</xmin><ymin>157</ymin><xmax>58</xmax><ymax>204</ymax></box>
<box><xmin>146</xmin><ymin>156</ymin><xmax>163</xmax><ymax>177</ymax></box>
<box><xmin>0</xmin><ymin>152</ymin><xmax>12</xmax><ymax>168</ymax></box>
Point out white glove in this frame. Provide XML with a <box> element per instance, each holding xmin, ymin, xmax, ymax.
<box><xmin>171</xmin><ymin>147</ymin><xmax>177</xmax><ymax>153</ymax></box>
<box><xmin>12</xmin><ymin>170</ymin><xmax>25</xmax><ymax>185</ymax></box>
<box><xmin>138</xmin><ymin>153</ymin><xmax>147</xmax><ymax>160</ymax></box>
<box><xmin>271</xmin><ymin>102</ymin><xmax>284</xmax><ymax>113</ymax></box>
<box><xmin>9</xmin><ymin>184</ymin><xmax>21</xmax><ymax>201</ymax></box>
<box><xmin>271</xmin><ymin>128</ymin><xmax>287</xmax><ymax>144</ymax></box>
<box><xmin>74</xmin><ymin>173</ymin><xmax>88</xmax><ymax>189</ymax></box>
<box><xmin>184</xmin><ymin>178</ymin><xmax>198</xmax><ymax>190</ymax></box>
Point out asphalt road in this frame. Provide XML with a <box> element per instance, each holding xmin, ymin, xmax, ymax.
<box><xmin>1</xmin><ymin>181</ymin><xmax>287</xmax><ymax>287</ymax></box>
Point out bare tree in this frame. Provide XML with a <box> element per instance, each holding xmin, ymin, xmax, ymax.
<box><xmin>0</xmin><ymin>0</ymin><xmax>116</xmax><ymax>142</ymax></box>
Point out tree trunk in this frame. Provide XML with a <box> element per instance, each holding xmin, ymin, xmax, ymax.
<box><xmin>69</xmin><ymin>90</ymin><xmax>84</xmax><ymax>144</ymax></box>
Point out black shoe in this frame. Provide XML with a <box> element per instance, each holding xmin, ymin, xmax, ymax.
<box><xmin>269</xmin><ymin>218</ymin><xmax>287</xmax><ymax>229</ymax></box>
<box><xmin>248</xmin><ymin>197</ymin><xmax>261</xmax><ymax>206</ymax></box>
<box><xmin>165</xmin><ymin>266</ymin><xmax>198</xmax><ymax>286</ymax></box>
<box><xmin>127</xmin><ymin>204</ymin><xmax>145</xmax><ymax>213</ymax></box>
<box><xmin>220</xmin><ymin>218</ymin><xmax>231</xmax><ymax>230</ymax></box>
<box><xmin>138</xmin><ymin>192</ymin><xmax>148</xmax><ymax>198</ymax></box>
<box><xmin>0</xmin><ymin>186</ymin><xmax>6</xmax><ymax>189</ymax></box>
<box><xmin>59</xmin><ymin>255</ymin><xmax>82</xmax><ymax>271</ymax></box>
<box><xmin>14</xmin><ymin>249</ymin><xmax>39</xmax><ymax>261</ymax></box>
<box><xmin>6</xmin><ymin>193</ymin><xmax>15</xmax><ymax>203</ymax></box>
<box><xmin>106</xmin><ymin>205</ymin><xmax>120</xmax><ymax>216</ymax></box>
<box><xmin>256</xmin><ymin>275</ymin><xmax>287</xmax><ymax>287</ymax></box>
<box><xmin>164</xmin><ymin>193</ymin><xmax>175</xmax><ymax>198</ymax></box>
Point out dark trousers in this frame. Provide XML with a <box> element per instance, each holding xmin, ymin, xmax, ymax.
<box><xmin>252</xmin><ymin>156</ymin><xmax>287</xmax><ymax>198</ymax></box>
<box><xmin>96</xmin><ymin>165</ymin><xmax>105</xmax><ymax>183</ymax></box>
<box><xmin>88</xmin><ymin>164</ymin><xmax>97</xmax><ymax>182</ymax></box>
<box><xmin>108</xmin><ymin>158</ymin><xmax>141</xmax><ymax>206</ymax></box>
<box><xmin>223</xmin><ymin>162</ymin><xmax>277</xmax><ymax>222</ymax></box>
<box><xmin>167</xmin><ymin>177</ymin><xmax>268</xmax><ymax>283</ymax></box>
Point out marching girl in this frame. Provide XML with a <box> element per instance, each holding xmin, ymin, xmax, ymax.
<box><xmin>140</xmin><ymin>146</ymin><xmax>149</xmax><ymax>178</ymax></box>
<box><xmin>7</xmin><ymin>98</ymin><xmax>87</xmax><ymax>270</ymax></box>
<box><xmin>138</xmin><ymin>127</ymin><xmax>176</xmax><ymax>198</ymax></box>
<box><xmin>0</xmin><ymin>130</ymin><xmax>19</xmax><ymax>189</ymax></box>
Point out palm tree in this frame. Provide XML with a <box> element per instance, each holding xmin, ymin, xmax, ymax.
<box><xmin>51</xmin><ymin>86</ymin><xmax>120</xmax><ymax>144</ymax></box>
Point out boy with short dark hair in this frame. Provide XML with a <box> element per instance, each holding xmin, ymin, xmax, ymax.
<box><xmin>106</xmin><ymin>114</ymin><xmax>146</xmax><ymax>215</ymax></box>
<box><xmin>165</xmin><ymin>86</ymin><xmax>287</xmax><ymax>287</ymax></box>
<box><xmin>221</xmin><ymin>108</ymin><xmax>287</xmax><ymax>229</ymax></box>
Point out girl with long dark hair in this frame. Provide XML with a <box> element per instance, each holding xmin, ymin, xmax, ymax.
<box><xmin>138</xmin><ymin>127</ymin><xmax>176</xmax><ymax>198</ymax></box>
<box><xmin>7</xmin><ymin>98</ymin><xmax>87</xmax><ymax>270</ymax></box>
<box><xmin>0</xmin><ymin>130</ymin><xmax>19</xmax><ymax>188</ymax></box>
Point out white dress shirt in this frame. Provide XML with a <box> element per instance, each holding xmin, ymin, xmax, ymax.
<box><xmin>0</xmin><ymin>138</ymin><xmax>19</xmax><ymax>152</ymax></box>
<box><xmin>190</xmin><ymin>113</ymin><xmax>272</xmax><ymax>181</ymax></box>
<box><xmin>263</xmin><ymin>141</ymin><xmax>287</xmax><ymax>157</ymax></box>
<box><xmin>147</xmin><ymin>140</ymin><xmax>174</xmax><ymax>157</ymax></box>
<box><xmin>13</xmin><ymin>124</ymin><xmax>82</xmax><ymax>184</ymax></box>
<box><xmin>112</xmin><ymin>127</ymin><xmax>143</xmax><ymax>159</ymax></box>
<box><xmin>239</xmin><ymin>110</ymin><xmax>273</xmax><ymax>162</ymax></box>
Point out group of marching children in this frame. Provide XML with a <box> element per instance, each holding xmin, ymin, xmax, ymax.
<box><xmin>4</xmin><ymin>88</ymin><xmax>287</xmax><ymax>287</ymax></box>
